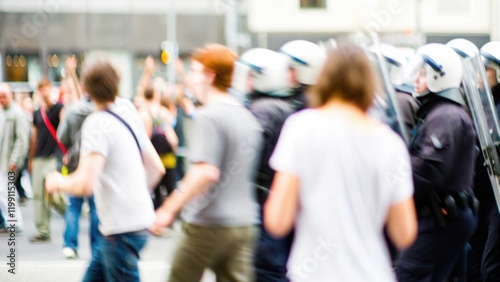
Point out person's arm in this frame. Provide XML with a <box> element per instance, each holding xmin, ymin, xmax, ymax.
<box><xmin>386</xmin><ymin>197</ymin><xmax>418</xmax><ymax>249</ymax></box>
<box><xmin>9</xmin><ymin>112</ymin><xmax>30</xmax><ymax>171</ymax></box>
<box><xmin>139</xmin><ymin>110</ymin><xmax>153</xmax><ymax>139</ymax></box>
<box><xmin>155</xmin><ymin>162</ymin><xmax>220</xmax><ymax>227</ymax></box>
<box><xmin>57</xmin><ymin>111</ymin><xmax>72</xmax><ymax>149</ymax></box>
<box><xmin>136</xmin><ymin>56</ymin><xmax>155</xmax><ymax>98</ymax></box>
<box><xmin>65</xmin><ymin>56</ymin><xmax>82</xmax><ymax>100</ymax></box>
<box><xmin>264</xmin><ymin>171</ymin><xmax>300</xmax><ymax>237</ymax></box>
<box><xmin>155</xmin><ymin>112</ymin><xmax>222</xmax><ymax>227</ymax></box>
<box><xmin>386</xmin><ymin>137</ymin><xmax>418</xmax><ymax>249</ymax></box>
<box><xmin>28</xmin><ymin>125</ymin><xmax>37</xmax><ymax>173</ymax></box>
<box><xmin>45</xmin><ymin>152</ymin><xmax>105</xmax><ymax>197</ymax></box>
<box><xmin>160</xmin><ymin>107</ymin><xmax>179</xmax><ymax>151</ymax></box>
<box><xmin>58</xmin><ymin>106</ymin><xmax>65</xmax><ymax>123</ymax></box>
<box><xmin>142</xmin><ymin>143</ymin><xmax>166</xmax><ymax>190</ymax></box>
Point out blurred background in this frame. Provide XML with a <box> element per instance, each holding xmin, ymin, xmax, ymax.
<box><xmin>0</xmin><ymin>0</ymin><xmax>498</xmax><ymax>98</ymax></box>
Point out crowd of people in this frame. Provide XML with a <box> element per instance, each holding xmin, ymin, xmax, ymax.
<box><xmin>1</xmin><ymin>36</ymin><xmax>500</xmax><ymax>282</ymax></box>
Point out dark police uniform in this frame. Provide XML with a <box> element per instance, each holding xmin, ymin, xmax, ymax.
<box><xmin>468</xmin><ymin>84</ymin><xmax>500</xmax><ymax>281</ymax></box>
<box><xmin>395</xmin><ymin>94</ymin><xmax>479</xmax><ymax>282</ymax></box>
<box><xmin>248</xmin><ymin>92</ymin><xmax>302</xmax><ymax>282</ymax></box>
<box><xmin>394</xmin><ymin>85</ymin><xmax>421</xmax><ymax>138</ymax></box>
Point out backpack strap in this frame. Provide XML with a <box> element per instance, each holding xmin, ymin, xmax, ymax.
<box><xmin>104</xmin><ymin>109</ymin><xmax>143</xmax><ymax>163</ymax></box>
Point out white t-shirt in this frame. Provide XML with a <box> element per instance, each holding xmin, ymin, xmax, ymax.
<box><xmin>80</xmin><ymin>98</ymin><xmax>155</xmax><ymax>236</ymax></box>
<box><xmin>270</xmin><ymin>109</ymin><xmax>413</xmax><ymax>282</ymax></box>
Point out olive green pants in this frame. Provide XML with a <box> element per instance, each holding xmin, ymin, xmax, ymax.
<box><xmin>32</xmin><ymin>157</ymin><xmax>66</xmax><ymax>238</ymax></box>
<box><xmin>169</xmin><ymin>223</ymin><xmax>258</xmax><ymax>282</ymax></box>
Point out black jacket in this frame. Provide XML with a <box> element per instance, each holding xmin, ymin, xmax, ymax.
<box><xmin>411</xmin><ymin>95</ymin><xmax>478</xmax><ymax>203</ymax></box>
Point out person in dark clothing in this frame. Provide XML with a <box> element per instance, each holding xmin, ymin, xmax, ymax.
<box><xmin>466</xmin><ymin>41</ymin><xmax>500</xmax><ymax>282</ymax></box>
<box><xmin>380</xmin><ymin>43</ymin><xmax>421</xmax><ymax>136</ymax></box>
<box><xmin>236</xmin><ymin>44</ymin><xmax>327</xmax><ymax>281</ymax></box>
<box><xmin>28</xmin><ymin>78</ymin><xmax>66</xmax><ymax>243</ymax></box>
<box><xmin>395</xmin><ymin>44</ymin><xmax>479</xmax><ymax>282</ymax></box>
<box><xmin>235</xmin><ymin>48</ymin><xmax>298</xmax><ymax>282</ymax></box>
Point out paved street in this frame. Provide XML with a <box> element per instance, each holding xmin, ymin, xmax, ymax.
<box><xmin>0</xmin><ymin>190</ymin><xmax>214</xmax><ymax>282</ymax></box>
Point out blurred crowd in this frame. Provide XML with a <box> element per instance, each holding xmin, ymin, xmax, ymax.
<box><xmin>1</xmin><ymin>36</ymin><xmax>500</xmax><ymax>282</ymax></box>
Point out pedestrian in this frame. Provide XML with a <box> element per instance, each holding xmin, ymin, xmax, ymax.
<box><xmin>45</xmin><ymin>55</ymin><xmax>165</xmax><ymax>281</ymax></box>
<box><xmin>28</xmin><ymin>77</ymin><xmax>67</xmax><ymax>243</ymax></box>
<box><xmin>0</xmin><ymin>83</ymin><xmax>30</xmax><ymax>233</ymax></box>
<box><xmin>154</xmin><ymin>44</ymin><xmax>262</xmax><ymax>282</ymax></box>
<box><xmin>264</xmin><ymin>42</ymin><xmax>417</xmax><ymax>281</ymax></box>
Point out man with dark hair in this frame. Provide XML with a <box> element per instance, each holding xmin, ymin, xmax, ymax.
<box><xmin>28</xmin><ymin>78</ymin><xmax>66</xmax><ymax>243</ymax></box>
<box><xmin>155</xmin><ymin>44</ymin><xmax>262</xmax><ymax>281</ymax></box>
<box><xmin>46</xmin><ymin>56</ymin><xmax>165</xmax><ymax>281</ymax></box>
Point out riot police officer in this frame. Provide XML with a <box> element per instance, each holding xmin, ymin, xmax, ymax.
<box><xmin>395</xmin><ymin>43</ymin><xmax>479</xmax><ymax>282</ymax></box>
<box><xmin>464</xmin><ymin>41</ymin><xmax>500</xmax><ymax>281</ymax></box>
<box><xmin>234</xmin><ymin>48</ymin><xmax>297</xmax><ymax>282</ymax></box>
<box><xmin>379</xmin><ymin>43</ymin><xmax>420</xmax><ymax>136</ymax></box>
<box><xmin>447</xmin><ymin>38</ymin><xmax>485</xmax><ymax>281</ymax></box>
<box><xmin>279</xmin><ymin>40</ymin><xmax>326</xmax><ymax>110</ymax></box>
<box><xmin>482</xmin><ymin>42</ymin><xmax>500</xmax><ymax>113</ymax></box>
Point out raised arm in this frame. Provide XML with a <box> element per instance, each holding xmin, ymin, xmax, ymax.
<box><xmin>65</xmin><ymin>56</ymin><xmax>83</xmax><ymax>100</ymax></box>
<box><xmin>136</xmin><ymin>56</ymin><xmax>155</xmax><ymax>98</ymax></box>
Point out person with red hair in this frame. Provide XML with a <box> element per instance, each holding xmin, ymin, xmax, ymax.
<box><xmin>155</xmin><ymin>44</ymin><xmax>262</xmax><ymax>281</ymax></box>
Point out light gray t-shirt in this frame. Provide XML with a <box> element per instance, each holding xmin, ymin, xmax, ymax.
<box><xmin>270</xmin><ymin>109</ymin><xmax>413</xmax><ymax>282</ymax></box>
<box><xmin>181</xmin><ymin>101</ymin><xmax>262</xmax><ymax>227</ymax></box>
<box><xmin>80</xmin><ymin>98</ymin><xmax>155</xmax><ymax>236</ymax></box>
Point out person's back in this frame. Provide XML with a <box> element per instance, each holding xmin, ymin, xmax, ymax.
<box><xmin>265</xmin><ymin>42</ymin><xmax>416</xmax><ymax>282</ymax></box>
<box><xmin>182</xmin><ymin>101</ymin><xmax>261</xmax><ymax>226</ymax></box>
<box><xmin>272</xmin><ymin>109</ymin><xmax>411</xmax><ymax>281</ymax></box>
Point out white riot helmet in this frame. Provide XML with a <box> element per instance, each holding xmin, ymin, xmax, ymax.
<box><xmin>236</xmin><ymin>48</ymin><xmax>292</xmax><ymax>97</ymax></box>
<box><xmin>447</xmin><ymin>38</ymin><xmax>479</xmax><ymax>59</ymax></box>
<box><xmin>378</xmin><ymin>43</ymin><xmax>409</xmax><ymax>86</ymax></box>
<box><xmin>280</xmin><ymin>40</ymin><xmax>327</xmax><ymax>86</ymax></box>
<box><xmin>402</xmin><ymin>43</ymin><xmax>463</xmax><ymax>96</ymax></box>
<box><xmin>480</xmin><ymin>42</ymin><xmax>500</xmax><ymax>84</ymax></box>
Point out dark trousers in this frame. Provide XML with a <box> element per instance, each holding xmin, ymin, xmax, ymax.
<box><xmin>82</xmin><ymin>230</ymin><xmax>148</xmax><ymax>282</ymax></box>
<box><xmin>152</xmin><ymin>169</ymin><xmax>176</xmax><ymax>210</ymax></box>
<box><xmin>14</xmin><ymin>159</ymin><xmax>27</xmax><ymax>199</ymax></box>
<box><xmin>395</xmin><ymin>208</ymin><xmax>477</xmax><ymax>282</ymax></box>
<box><xmin>468</xmin><ymin>201</ymin><xmax>500</xmax><ymax>282</ymax></box>
<box><xmin>255</xmin><ymin>222</ymin><xmax>293</xmax><ymax>282</ymax></box>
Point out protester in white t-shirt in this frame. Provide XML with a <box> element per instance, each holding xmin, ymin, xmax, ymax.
<box><xmin>264</xmin><ymin>42</ymin><xmax>418</xmax><ymax>282</ymax></box>
<box><xmin>45</xmin><ymin>56</ymin><xmax>165</xmax><ymax>282</ymax></box>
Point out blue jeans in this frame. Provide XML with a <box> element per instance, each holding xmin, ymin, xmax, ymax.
<box><xmin>82</xmin><ymin>230</ymin><xmax>149</xmax><ymax>282</ymax></box>
<box><xmin>0</xmin><ymin>211</ymin><xmax>5</xmax><ymax>228</ymax></box>
<box><xmin>64</xmin><ymin>196</ymin><xmax>100</xmax><ymax>253</ymax></box>
<box><xmin>255</xmin><ymin>204</ymin><xmax>293</xmax><ymax>282</ymax></box>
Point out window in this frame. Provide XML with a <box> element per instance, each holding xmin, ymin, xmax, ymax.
<box><xmin>438</xmin><ymin>0</ymin><xmax>471</xmax><ymax>14</ymax></box>
<box><xmin>300</xmin><ymin>0</ymin><xmax>326</xmax><ymax>9</ymax></box>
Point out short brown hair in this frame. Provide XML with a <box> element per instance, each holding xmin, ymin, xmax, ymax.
<box><xmin>81</xmin><ymin>57</ymin><xmax>120</xmax><ymax>104</ymax></box>
<box><xmin>309</xmin><ymin>42</ymin><xmax>375</xmax><ymax>111</ymax></box>
<box><xmin>190</xmin><ymin>44</ymin><xmax>237</xmax><ymax>92</ymax></box>
<box><xmin>38</xmin><ymin>77</ymin><xmax>51</xmax><ymax>89</ymax></box>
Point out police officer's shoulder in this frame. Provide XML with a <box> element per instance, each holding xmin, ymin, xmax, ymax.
<box><xmin>425</xmin><ymin>100</ymin><xmax>472</xmax><ymax>130</ymax></box>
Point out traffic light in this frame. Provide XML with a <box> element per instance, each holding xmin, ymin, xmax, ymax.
<box><xmin>160</xmin><ymin>41</ymin><xmax>178</xmax><ymax>65</ymax></box>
